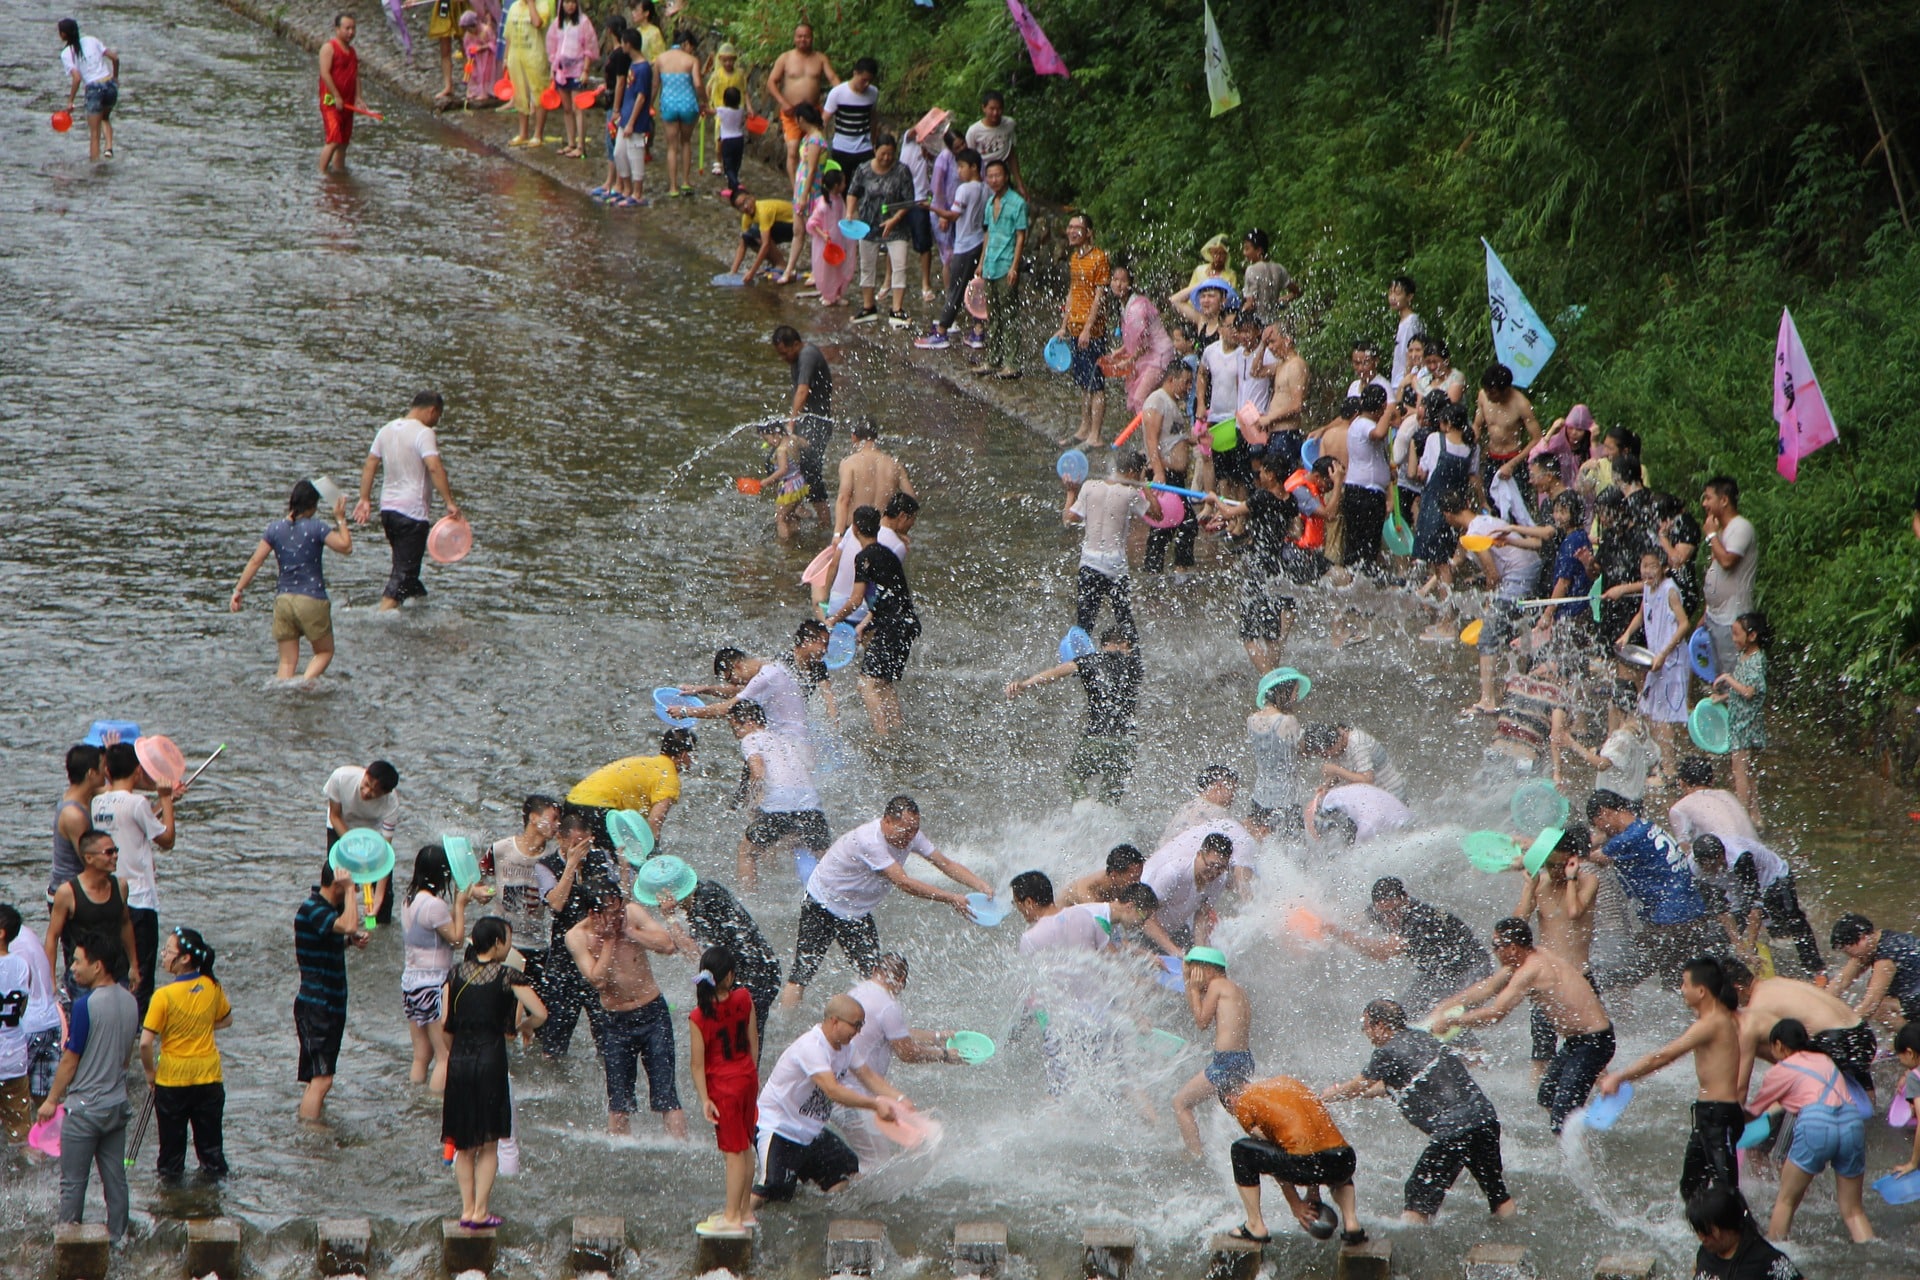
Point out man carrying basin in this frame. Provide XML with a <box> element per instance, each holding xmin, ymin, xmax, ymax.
<box><xmin>640</xmin><ymin>856</ymin><xmax>782</xmax><ymax>1045</ymax></box>
<box><xmin>352</xmin><ymin>391</ymin><xmax>464</xmax><ymax>611</ymax></box>
<box><xmin>781</xmin><ymin>795</ymin><xmax>990</xmax><ymax>1007</ymax></box>
<box><xmin>323</xmin><ymin>759</ymin><xmax>400</xmax><ymax>924</ymax></box>
<box><xmin>835</xmin><ymin>953</ymin><xmax>969</xmax><ymax>1165</ymax></box>
<box><xmin>753</xmin><ymin>993</ymin><xmax>905</xmax><ymax>1209</ymax></box>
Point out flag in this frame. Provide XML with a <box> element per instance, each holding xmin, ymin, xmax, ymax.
<box><xmin>1774</xmin><ymin>307</ymin><xmax>1838</xmax><ymax>482</ymax></box>
<box><xmin>1482</xmin><ymin>239</ymin><xmax>1556</xmax><ymax>388</ymax></box>
<box><xmin>1005</xmin><ymin>0</ymin><xmax>1070</xmax><ymax>78</ymax></box>
<box><xmin>1203</xmin><ymin>2</ymin><xmax>1241</xmax><ymax>117</ymax></box>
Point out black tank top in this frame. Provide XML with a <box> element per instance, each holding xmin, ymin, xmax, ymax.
<box><xmin>63</xmin><ymin>873</ymin><xmax>124</xmax><ymax>964</ymax></box>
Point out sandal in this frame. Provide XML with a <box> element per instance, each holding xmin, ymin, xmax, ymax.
<box><xmin>1224</xmin><ymin>1225</ymin><xmax>1271</xmax><ymax>1244</ymax></box>
<box><xmin>1339</xmin><ymin>1229</ymin><xmax>1369</xmax><ymax>1246</ymax></box>
<box><xmin>471</xmin><ymin>1214</ymin><xmax>503</xmax><ymax>1229</ymax></box>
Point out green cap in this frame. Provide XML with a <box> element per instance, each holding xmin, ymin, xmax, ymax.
<box><xmin>1184</xmin><ymin>946</ymin><xmax>1228</xmax><ymax>971</ymax></box>
<box><xmin>633</xmin><ymin>854</ymin><xmax>698</xmax><ymax>902</ymax></box>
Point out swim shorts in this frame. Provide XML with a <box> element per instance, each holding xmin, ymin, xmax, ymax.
<box><xmin>1069</xmin><ymin>338</ymin><xmax>1107</xmax><ymax>393</ymax></box>
<box><xmin>754</xmin><ymin>1127</ymin><xmax>858</xmax><ymax>1200</ymax></box>
<box><xmin>294</xmin><ymin>1000</ymin><xmax>346</xmax><ymax>1082</ymax></box>
<box><xmin>861</xmin><ymin>617</ymin><xmax>919</xmax><ymax>683</ymax></box>
<box><xmin>1205</xmin><ymin>1050</ymin><xmax>1256</xmax><ymax>1094</ymax></box>
<box><xmin>272</xmin><ymin>593</ymin><xmax>333</xmax><ymax>643</ymax></box>
<box><xmin>781</xmin><ymin>109</ymin><xmax>802</xmax><ymax>141</ymax></box>
<box><xmin>321</xmin><ymin>106</ymin><xmax>353</xmax><ymax>147</ymax></box>
<box><xmin>708</xmin><ymin>1073</ymin><xmax>757</xmax><ymax>1154</ymax></box>
<box><xmin>403</xmin><ymin>971</ymin><xmax>448</xmax><ymax>1026</ymax></box>
<box><xmin>745</xmin><ymin>808</ymin><xmax>831</xmax><ymax>850</ymax></box>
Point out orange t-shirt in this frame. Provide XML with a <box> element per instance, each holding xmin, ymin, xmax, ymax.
<box><xmin>1233</xmin><ymin>1076</ymin><xmax>1348</xmax><ymax>1154</ymax></box>
<box><xmin>1066</xmin><ymin>246</ymin><xmax>1111</xmax><ymax>337</ymax></box>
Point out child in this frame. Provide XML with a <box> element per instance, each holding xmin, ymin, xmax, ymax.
<box><xmin>759</xmin><ymin>424</ymin><xmax>807</xmax><ymax>542</ymax></box>
<box><xmin>805</xmin><ymin>167</ymin><xmax>853</xmax><ymax>306</ymax></box>
<box><xmin>609</xmin><ymin>25</ymin><xmax>651</xmax><ymax>206</ymax></box>
<box><xmin>689</xmin><ymin>946</ymin><xmax>758</xmax><ymax>1236</ymax></box>
<box><xmin>1617</xmin><ymin>546</ymin><xmax>1689</xmax><ymax>784</ymax></box>
<box><xmin>1713</xmin><ymin>610</ymin><xmax>1769</xmax><ymax>825</ymax></box>
<box><xmin>461</xmin><ymin>11</ymin><xmax>500</xmax><ymax>108</ymax></box>
<box><xmin>1173</xmin><ymin>947</ymin><xmax>1253</xmax><ymax>1159</ymax></box>
<box><xmin>715</xmin><ymin>86</ymin><xmax>746</xmax><ymax>193</ymax></box>
<box><xmin>589</xmin><ymin>15</ymin><xmax>629</xmax><ymax>200</ymax></box>
<box><xmin>545</xmin><ymin>0</ymin><xmax>598</xmax><ymax>158</ymax></box>
<box><xmin>139</xmin><ymin>927</ymin><xmax>231</xmax><ymax>1179</ymax></box>
<box><xmin>924</xmin><ymin>147</ymin><xmax>985</xmax><ymax>349</ymax></box>
<box><xmin>1891</xmin><ymin>1022</ymin><xmax>1920</xmax><ymax>1176</ymax></box>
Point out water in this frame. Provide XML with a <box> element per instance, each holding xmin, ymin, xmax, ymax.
<box><xmin>4</xmin><ymin>0</ymin><xmax>1920</xmax><ymax>1275</ymax></box>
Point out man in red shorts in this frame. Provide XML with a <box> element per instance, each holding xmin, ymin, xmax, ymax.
<box><xmin>318</xmin><ymin>13</ymin><xmax>359</xmax><ymax>175</ymax></box>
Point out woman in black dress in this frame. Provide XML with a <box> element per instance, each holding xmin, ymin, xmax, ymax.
<box><xmin>441</xmin><ymin>917</ymin><xmax>546</xmax><ymax>1228</ymax></box>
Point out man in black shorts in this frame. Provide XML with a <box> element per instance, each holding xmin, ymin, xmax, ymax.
<box><xmin>752</xmin><ymin>993</ymin><xmax>902</xmax><ymax>1208</ymax></box>
<box><xmin>773</xmin><ymin>325</ymin><xmax>834</xmax><ymax>530</ymax></box>
<box><xmin>826</xmin><ymin>505</ymin><xmax>920</xmax><ymax>737</ymax></box>
<box><xmin>293</xmin><ymin>858</ymin><xmax>368</xmax><ymax>1122</ymax></box>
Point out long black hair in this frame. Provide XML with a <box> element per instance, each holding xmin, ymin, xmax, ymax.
<box><xmin>466</xmin><ymin>916</ymin><xmax>510</xmax><ymax>963</ymax></box>
<box><xmin>694</xmin><ymin>945</ymin><xmax>736</xmax><ymax>1019</ymax></box>
<box><xmin>172</xmin><ymin>926</ymin><xmax>218</xmax><ymax>985</ymax></box>
<box><xmin>408</xmin><ymin>844</ymin><xmax>454</xmax><ymax>903</ymax></box>
<box><xmin>58</xmin><ymin>18</ymin><xmax>82</xmax><ymax>61</ymax></box>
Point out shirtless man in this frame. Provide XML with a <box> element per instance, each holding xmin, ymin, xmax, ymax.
<box><xmin>1471</xmin><ymin>362</ymin><xmax>1543</xmax><ymax>509</ymax></box>
<box><xmin>1724</xmin><ymin>957</ymin><xmax>1875</xmax><ymax>1097</ymax></box>
<box><xmin>1597</xmin><ymin>955</ymin><xmax>1744</xmax><ymax>1200</ymax></box>
<box><xmin>766</xmin><ymin>24</ymin><xmax>838</xmax><ymax>178</ymax></box>
<box><xmin>1057</xmin><ymin>844</ymin><xmax>1145</xmax><ymax>907</ymax></box>
<box><xmin>834</xmin><ymin>419</ymin><xmax>915</xmax><ymax>540</ymax></box>
<box><xmin>565</xmin><ymin>887</ymin><xmax>688</xmax><ymax>1138</ymax></box>
<box><xmin>1513</xmin><ymin>830</ymin><xmax>1598</xmax><ymax>1083</ymax></box>
<box><xmin>1173</xmin><ymin>947</ymin><xmax>1251</xmax><ymax>1158</ymax></box>
<box><xmin>1256</xmin><ymin>325</ymin><xmax>1310</xmax><ymax>448</ymax></box>
<box><xmin>1439</xmin><ymin>917</ymin><xmax>1614</xmax><ymax>1133</ymax></box>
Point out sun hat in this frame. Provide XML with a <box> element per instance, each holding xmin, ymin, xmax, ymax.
<box><xmin>717</xmin><ymin>41</ymin><xmax>737</xmax><ymax>55</ymax></box>
<box><xmin>634</xmin><ymin>854</ymin><xmax>698</xmax><ymax>902</ymax></box>
<box><xmin>1184</xmin><ymin>946</ymin><xmax>1228</xmax><ymax>970</ymax></box>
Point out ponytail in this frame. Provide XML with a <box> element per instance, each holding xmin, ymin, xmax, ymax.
<box><xmin>467</xmin><ymin>916</ymin><xmax>510</xmax><ymax>963</ymax></box>
<box><xmin>695</xmin><ymin>945</ymin><xmax>736</xmax><ymax>1019</ymax></box>
<box><xmin>172</xmin><ymin>926</ymin><xmax>218</xmax><ymax>986</ymax></box>
<box><xmin>1768</xmin><ymin>1017</ymin><xmax>1814</xmax><ymax>1056</ymax></box>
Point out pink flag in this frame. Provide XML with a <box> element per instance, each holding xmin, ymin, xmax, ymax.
<box><xmin>1005</xmin><ymin>0</ymin><xmax>1070</xmax><ymax>77</ymax></box>
<box><xmin>1774</xmin><ymin>307</ymin><xmax>1838</xmax><ymax>482</ymax></box>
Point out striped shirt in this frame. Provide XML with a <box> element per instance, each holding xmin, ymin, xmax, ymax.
<box><xmin>294</xmin><ymin>889</ymin><xmax>349</xmax><ymax>1014</ymax></box>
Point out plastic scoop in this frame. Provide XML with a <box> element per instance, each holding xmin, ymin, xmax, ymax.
<box><xmin>328</xmin><ymin>829</ymin><xmax>396</xmax><ymax>885</ymax></box>
<box><xmin>946</xmin><ymin>1031</ymin><xmax>996</xmax><ymax>1064</ymax></box>
<box><xmin>745</xmin><ymin>113</ymin><xmax>769</xmax><ymax>135</ymax></box>
<box><xmin>1873</xmin><ymin>1170</ymin><xmax>1920</xmax><ymax>1205</ymax></box>
<box><xmin>1058</xmin><ymin>626</ymin><xmax>1095</xmax><ymax>663</ymax></box>
<box><xmin>573</xmin><ymin>88</ymin><xmax>600</xmax><ymax>109</ymax></box>
<box><xmin>964</xmin><ymin>276</ymin><xmax>988</xmax><ymax>320</ymax></box>
<box><xmin>822</xmin><ymin>241</ymin><xmax>846</xmax><ymax>266</ymax></box>
<box><xmin>736</xmin><ymin>476</ymin><xmax>763</xmax><ymax>495</ymax></box>
<box><xmin>1141</xmin><ymin>490</ymin><xmax>1185</xmax><ymax>530</ymax></box>
<box><xmin>443</xmin><ymin>835</ymin><xmax>480</xmax><ymax>891</ymax></box>
<box><xmin>1510</xmin><ymin>779</ymin><xmax>1570</xmax><ymax>837</ymax></box>
<box><xmin>966</xmin><ymin>893</ymin><xmax>1009</xmax><ymax>927</ymax></box>
<box><xmin>27</xmin><ymin>1106</ymin><xmax>63</xmax><ymax>1157</ymax></box>
<box><xmin>653</xmin><ymin>687</ymin><xmax>705</xmax><ymax>728</ymax></box>
<box><xmin>1580</xmin><ymin>1081</ymin><xmax>1634</xmax><ymax>1131</ymax></box>
<box><xmin>606</xmin><ymin>809</ymin><xmax>656</xmax><ymax>865</ymax></box>
<box><xmin>1688</xmin><ymin>699</ymin><xmax>1731</xmax><ymax>755</ymax></box>
<box><xmin>873</xmin><ymin>1102</ymin><xmax>941</xmax><ymax>1149</ymax></box>
<box><xmin>1891</xmin><ymin>1091</ymin><xmax>1914</xmax><ymax>1128</ymax></box>
<box><xmin>1156</xmin><ymin>955</ymin><xmax>1185</xmax><ymax>992</ymax></box>
<box><xmin>427</xmin><ymin>516</ymin><xmax>472</xmax><ymax>564</ymax></box>
<box><xmin>1688</xmin><ymin>626</ymin><xmax>1718</xmax><ymax>683</ymax></box>
<box><xmin>1458</xmin><ymin>619</ymin><xmax>1485</xmax><ymax>646</ymax></box>
<box><xmin>1043</xmin><ymin>336</ymin><xmax>1074</xmax><ymax>373</ymax></box>
<box><xmin>1737</xmin><ymin>1113</ymin><xmax>1773</xmax><ymax>1149</ymax></box>
<box><xmin>1458</xmin><ymin>533</ymin><xmax>1496</xmax><ymax>552</ymax></box>
<box><xmin>838</xmin><ymin>218</ymin><xmax>871</xmax><ymax>240</ymax></box>
<box><xmin>539</xmin><ymin>85</ymin><xmax>563</xmax><ymax>111</ymax></box>
<box><xmin>133</xmin><ymin>734</ymin><xmax>187</xmax><ymax>789</ymax></box>
<box><xmin>1056</xmin><ymin>448</ymin><xmax>1089</xmax><ymax>484</ymax></box>
<box><xmin>801</xmin><ymin>543</ymin><xmax>837</xmax><ymax>588</ymax></box>
<box><xmin>493</xmin><ymin>75</ymin><xmax>514</xmax><ymax>101</ymax></box>
<box><xmin>825</xmin><ymin>623</ymin><xmax>858</xmax><ymax>671</ymax></box>
<box><xmin>1461</xmin><ymin>830</ymin><xmax>1522</xmax><ymax>874</ymax></box>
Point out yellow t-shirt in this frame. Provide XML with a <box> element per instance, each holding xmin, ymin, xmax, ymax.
<box><xmin>708</xmin><ymin>63</ymin><xmax>747</xmax><ymax>110</ymax></box>
<box><xmin>568</xmin><ymin>754</ymin><xmax>680</xmax><ymax>810</ymax></box>
<box><xmin>741</xmin><ymin>200</ymin><xmax>795</xmax><ymax>237</ymax></box>
<box><xmin>143</xmin><ymin>974</ymin><xmax>231</xmax><ymax>1087</ymax></box>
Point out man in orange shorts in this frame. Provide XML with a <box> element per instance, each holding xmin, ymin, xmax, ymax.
<box><xmin>766</xmin><ymin>23</ymin><xmax>837</xmax><ymax>178</ymax></box>
<box><xmin>317</xmin><ymin>13</ymin><xmax>359</xmax><ymax>175</ymax></box>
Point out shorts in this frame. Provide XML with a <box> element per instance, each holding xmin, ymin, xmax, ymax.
<box><xmin>742</xmin><ymin>222</ymin><xmax>795</xmax><ymax>250</ymax></box>
<box><xmin>0</xmin><ymin>1076</ymin><xmax>30</xmax><ymax>1142</ymax></box>
<box><xmin>28</xmin><ymin>1028</ymin><xmax>63</xmax><ymax>1096</ymax></box>
<box><xmin>1237</xmin><ymin>571</ymin><xmax>1295</xmax><ymax>641</ymax></box>
<box><xmin>904</xmin><ymin>206</ymin><xmax>934</xmax><ymax>255</ymax></box>
<box><xmin>830</xmin><ymin>147</ymin><xmax>874</xmax><ymax>176</ymax></box>
<box><xmin>85</xmin><ymin>81</ymin><xmax>119</xmax><ymax>119</ymax></box>
<box><xmin>745</xmin><ymin>808</ymin><xmax>831</xmax><ymax>850</ymax></box>
<box><xmin>1280</xmin><ymin>544</ymin><xmax>1330</xmax><ymax>584</ymax></box>
<box><xmin>402</xmin><ymin>973</ymin><xmax>447</xmax><ymax>1026</ymax></box>
<box><xmin>1477</xmin><ymin>599</ymin><xmax>1522</xmax><ymax>656</ymax></box>
<box><xmin>781</xmin><ymin>109</ymin><xmax>802</xmax><ymax>141</ymax></box>
<box><xmin>294</xmin><ymin>1000</ymin><xmax>346</xmax><ymax>1082</ymax></box>
<box><xmin>1069</xmin><ymin>338</ymin><xmax>1108</xmax><ymax>393</ymax></box>
<box><xmin>1810</xmin><ymin>1022</ymin><xmax>1877</xmax><ymax>1093</ymax></box>
<box><xmin>597</xmin><ymin>995</ymin><xmax>680</xmax><ymax>1114</ymax></box>
<box><xmin>1536</xmin><ymin>1024</ymin><xmax>1615</xmax><ymax>1133</ymax></box>
<box><xmin>272</xmin><ymin>593</ymin><xmax>333</xmax><ymax>643</ymax></box>
<box><xmin>861</xmin><ymin>616</ymin><xmax>919</xmax><ymax>683</ymax></box>
<box><xmin>1205</xmin><ymin>1050</ymin><xmax>1256</xmax><ymax>1095</ymax></box>
<box><xmin>754</xmin><ymin>1127</ymin><xmax>859</xmax><ymax>1200</ymax></box>
<box><xmin>321</xmin><ymin>106</ymin><xmax>353</xmax><ymax>147</ymax></box>
<box><xmin>1787</xmin><ymin>1101</ymin><xmax>1866</xmax><ymax>1178</ymax></box>
<box><xmin>1230</xmin><ymin>1138</ymin><xmax>1356</xmax><ymax>1189</ymax></box>
<box><xmin>708</xmin><ymin>1073</ymin><xmax>758</xmax><ymax>1153</ymax></box>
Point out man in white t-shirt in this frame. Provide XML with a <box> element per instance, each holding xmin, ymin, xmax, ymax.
<box><xmin>833</xmin><ymin>954</ymin><xmax>964</xmax><ymax>1163</ymax></box>
<box><xmin>729</xmin><ymin>701</ymin><xmax>831</xmax><ymax>892</ymax></box>
<box><xmin>782</xmin><ymin>797</ymin><xmax>990</xmax><ymax>1006</ymax></box>
<box><xmin>90</xmin><ymin>742</ymin><xmax>180</xmax><ymax>1015</ymax></box>
<box><xmin>1344</xmin><ymin>338</ymin><xmax>1393</xmax><ymax>400</ymax></box>
<box><xmin>11</xmin><ymin>921</ymin><xmax>66</xmax><ymax>1105</ymax></box>
<box><xmin>1012</xmin><ymin>870</ymin><xmax>1158</xmax><ymax>956</ymax></box>
<box><xmin>964</xmin><ymin>90</ymin><xmax>1021</xmax><ymax>195</ymax></box>
<box><xmin>678</xmin><ymin>643</ymin><xmax>816</xmax><ymax>740</ymax></box>
<box><xmin>352</xmin><ymin>391</ymin><xmax>462</xmax><ymax>610</ymax></box>
<box><xmin>1063</xmin><ymin>452</ymin><xmax>1149</xmax><ymax>642</ymax></box>
<box><xmin>753</xmin><ymin>992</ymin><xmax>902</xmax><ymax>1207</ymax></box>
<box><xmin>1139</xmin><ymin>832</ymin><xmax>1233</xmax><ymax>956</ymax></box>
<box><xmin>1307</xmin><ymin>783</ymin><xmax>1414</xmax><ymax>845</ymax></box>
<box><xmin>1699</xmin><ymin>476</ymin><xmax>1757</xmax><ymax>676</ymax></box>
<box><xmin>324</xmin><ymin>760</ymin><xmax>400</xmax><ymax>922</ymax></box>
<box><xmin>1388</xmin><ymin>276</ymin><xmax>1424</xmax><ymax>387</ymax></box>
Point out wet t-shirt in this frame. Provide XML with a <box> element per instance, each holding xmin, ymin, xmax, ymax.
<box><xmin>853</xmin><ymin>543</ymin><xmax>917</xmax><ymax>628</ymax></box>
<box><xmin>1873</xmin><ymin>930</ymin><xmax>1920</xmax><ymax>1002</ymax></box>
<box><xmin>1603</xmin><ymin>819</ymin><xmax>1706</xmax><ymax>926</ymax></box>
<box><xmin>1075</xmin><ymin>651</ymin><xmax>1142</xmax><ymax>738</ymax></box>
<box><xmin>1244</xmin><ymin>488</ymin><xmax>1296</xmax><ymax>576</ymax></box>
<box><xmin>1367</xmin><ymin>899</ymin><xmax>1487</xmax><ymax>982</ymax></box>
<box><xmin>1363</xmin><ymin>1028</ymin><xmax>1497</xmax><ymax>1139</ymax></box>
<box><xmin>1690</xmin><ymin>1226</ymin><xmax>1804</xmax><ymax>1280</ymax></box>
<box><xmin>264</xmin><ymin>516</ymin><xmax>332</xmax><ymax>599</ymax></box>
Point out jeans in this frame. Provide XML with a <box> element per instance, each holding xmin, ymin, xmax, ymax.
<box><xmin>1537</xmin><ymin>1025</ymin><xmax>1615</xmax><ymax>1133</ymax></box>
<box><xmin>1074</xmin><ymin>566</ymin><xmax>1137</xmax><ymax>642</ymax></box>
<box><xmin>790</xmin><ymin>896</ymin><xmax>881</xmax><ymax>990</ymax></box>
<box><xmin>59</xmin><ymin>1099</ymin><xmax>130</xmax><ymax>1241</ymax></box>
<box><xmin>155</xmin><ymin>1081</ymin><xmax>227</xmax><ymax>1178</ymax></box>
<box><xmin>985</xmin><ymin>273</ymin><xmax>1021</xmax><ymax>372</ymax></box>
<box><xmin>380</xmin><ymin>510</ymin><xmax>432</xmax><ymax>603</ymax></box>
<box><xmin>535</xmin><ymin>941</ymin><xmax>596</xmax><ymax>1058</ymax></box>
<box><xmin>1682</xmin><ymin>1100</ymin><xmax>1744</xmax><ymax>1200</ymax></box>
<box><xmin>596</xmin><ymin>996</ymin><xmax>680</xmax><ymax>1114</ymax></box>
<box><xmin>938</xmin><ymin>246</ymin><xmax>983</xmax><ymax>330</ymax></box>
<box><xmin>1758</xmin><ymin>873</ymin><xmax>1824</xmax><ymax>974</ymax></box>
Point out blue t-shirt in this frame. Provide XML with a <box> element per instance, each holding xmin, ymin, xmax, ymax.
<box><xmin>1604</xmin><ymin>819</ymin><xmax>1706</xmax><ymax>925</ymax></box>
<box><xmin>264</xmin><ymin>517</ymin><xmax>331</xmax><ymax>600</ymax></box>
<box><xmin>981</xmin><ymin>189</ymin><xmax>1029</xmax><ymax>281</ymax></box>
<box><xmin>1551</xmin><ymin>529</ymin><xmax>1592</xmax><ymax>619</ymax></box>
<box><xmin>619</xmin><ymin>62</ymin><xmax>652</xmax><ymax>128</ymax></box>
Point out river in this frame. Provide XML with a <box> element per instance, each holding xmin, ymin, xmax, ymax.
<box><xmin>3</xmin><ymin>0</ymin><xmax>1919</xmax><ymax>1275</ymax></box>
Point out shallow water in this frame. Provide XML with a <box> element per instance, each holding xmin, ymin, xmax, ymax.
<box><xmin>4</xmin><ymin>0</ymin><xmax>1920</xmax><ymax>1275</ymax></box>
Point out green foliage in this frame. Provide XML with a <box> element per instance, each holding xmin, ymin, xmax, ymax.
<box><xmin>691</xmin><ymin>0</ymin><xmax>1920</xmax><ymax>709</ymax></box>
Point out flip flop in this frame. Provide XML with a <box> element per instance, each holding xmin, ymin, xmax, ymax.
<box><xmin>1339</xmin><ymin>1229</ymin><xmax>1369</xmax><ymax>1245</ymax></box>
<box><xmin>471</xmin><ymin>1214</ymin><xmax>502</xmax><ymax>1229</ymax></box>
<box><xmin>1225</xmin><ymin>1225</ymin><xmax>1271</xmax><ymax>1244</ymax></box>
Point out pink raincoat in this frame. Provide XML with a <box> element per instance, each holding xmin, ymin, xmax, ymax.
<box><xmin>807</xmin><ymin>192</ymin><xmax>853</xmax><ymax>305</ymax></box>
<box><xmin>1118</xmin><ymin>292</ymin><xmax>1176</xmax><ymax>415</ymax></box>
